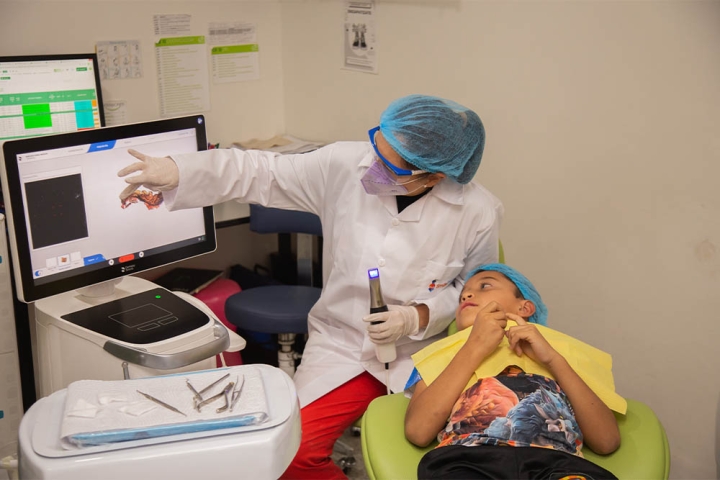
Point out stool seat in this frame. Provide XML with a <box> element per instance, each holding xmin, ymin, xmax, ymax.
<box><xmin>225</xmin><ymin>285</ymin><xmax>320</xmax><ymax>334</ymax></box>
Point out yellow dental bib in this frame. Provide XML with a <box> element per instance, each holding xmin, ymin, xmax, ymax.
<box><xmin>411</xmin><ymin>322</ymin><xmax>627</xmax><ymax>414</ymax></box>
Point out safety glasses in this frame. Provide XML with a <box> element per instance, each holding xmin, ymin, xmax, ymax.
<box><xmin>368</xmin><ymin>126</ymin><xmax>425</xmax><ymax>176</ymax></box>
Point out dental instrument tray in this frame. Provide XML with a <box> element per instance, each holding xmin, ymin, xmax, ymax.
<box><xmin>33</xmin><ymin>365</ymin><xmax>291</xmax><ymax>456</ymax></box>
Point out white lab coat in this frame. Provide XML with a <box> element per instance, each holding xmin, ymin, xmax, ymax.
<box><xmin>166</xmin><ymin>142</ymin><xmax>503</xmax><ymax>407</ymax></box>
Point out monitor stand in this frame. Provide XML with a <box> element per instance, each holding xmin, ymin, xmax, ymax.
<box><xmin>32</xmin><ymin>276</ymin><xmax>229</xmax><ymax>398</ymax></box>
<box><xmin>75</xmin><ymin>278</ymin><xmax>124</xmax><ymax>299</ymax></box>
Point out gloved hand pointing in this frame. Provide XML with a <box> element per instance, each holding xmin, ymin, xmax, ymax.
<box><xmin>363</xmin><ymin>305</ymin><xmax>420</xmax><ymax>344</ymax></box>
<box><xmin>117</xmin><ymin>149</ymin><xmax>179</xmax><ymax>201</ymax></box>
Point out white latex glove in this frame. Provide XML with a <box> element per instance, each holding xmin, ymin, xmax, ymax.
<box><xmin>117</xmin><ymin>149</ymin><xmax>179</xmax><ymax>200</ymax></box>
<box><xmin>363</xmin><ymin>305</ymin><xmax>420</xmax><ymax>345</ymax></box>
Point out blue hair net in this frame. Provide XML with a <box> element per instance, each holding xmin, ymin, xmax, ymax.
<box><xmin>465</xmin><ymin>263</ymin><xmax>548</xmax><ymax>326</ymax></box>
<box><xmin>379</xmin><ymin>95</ymin><xmax>485</xmax><ymax>184</ymax></box>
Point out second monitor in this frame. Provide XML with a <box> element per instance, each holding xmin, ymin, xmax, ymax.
<box><xmin>0</xmin><ymin>53</ymin><xmax>105</xmax><ymax>142</ymax></box>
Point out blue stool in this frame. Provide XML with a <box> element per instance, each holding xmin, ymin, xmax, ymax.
<box><xmin>225</xmin><ymin>205</ymin><xmax>322</xmax><ymax>377</ymax></box>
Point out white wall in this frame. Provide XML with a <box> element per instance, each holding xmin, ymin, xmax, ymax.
<box><xmin>280</xmin><ymin>1</ymin><xmax>720</xmax><ymax>478</ymax></box>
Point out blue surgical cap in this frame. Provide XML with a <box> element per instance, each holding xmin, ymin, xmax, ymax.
<box><xmin>379</xmin><ymin>94</ymin><xmax>485</xmax><ymax>184</ymax></box>
<box><xmin>465</xmin><ymin>263</ymin><xmax>548</xmax><ymax>326</ymax></box>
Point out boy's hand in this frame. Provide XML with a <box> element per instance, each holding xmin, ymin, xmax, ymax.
<box><xmin>466</xmin><ymin>302</ymin><xmax>508</xmax><ymax>354</ymax></box>
<box><xmin>505</xmin><ymin>314</ymin><xmax>561</xmax><ymax>366</ymax></box>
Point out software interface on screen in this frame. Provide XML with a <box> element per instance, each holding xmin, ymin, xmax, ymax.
<box><xmin>15</xmin><ymin>128</ymin><xmax>206</xmax><ymax>286</ymax></box>
<box><xmin>0</xmin><ymin>57</ymin><xmax>103</xmax><ymax>142</ymax></box>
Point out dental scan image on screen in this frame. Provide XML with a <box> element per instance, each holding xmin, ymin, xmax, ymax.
<box><xmin>0</xmin><ymin>117</ymin><xmax>216</xmax><ymax>303</ymax></box>
<box><xmin>21</xmin><ymin>129</ymin><xmax>202</xmax><ymax>283</ymax></box>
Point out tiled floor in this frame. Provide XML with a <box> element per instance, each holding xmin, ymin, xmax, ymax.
<box><xmin>331</xmin><ymin>427</ymin><xmax>369</xmax><ymax>480</ymax></box>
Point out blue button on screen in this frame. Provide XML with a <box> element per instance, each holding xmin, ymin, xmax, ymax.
<box><xmin>83</xmin><ymin>254</ymin><xmax>106</xmax><ymax>266</ymax></box>
<box><xmin>88</xmin><ymin>140</ymin><xmax>116</xmax><ymax>153</ymax></box>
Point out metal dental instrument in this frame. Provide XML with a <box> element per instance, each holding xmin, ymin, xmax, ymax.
<box><xmin>136</xmin><ymin>390</ymin><xmax>187</xmax><ymax>417</ymax></box>
<box><xmin>185</xmin><ymin>379</ymin><xmax>204</xmax><ymax>411</ymax></box>
<box><xmin>216</xmin><ymin>386</ymin><xmax>232</xmax><ymax>414</ymax></box>
<box><xmin>197</xmin><ymin>373</ymin><xmax>231</xmax><ymax>397</ymax></box>
<box><xmin>186</xmin><ymin>379</ymin><xmax>203</xmax><ymax>400</ymax></box>
<box><xmin>196</xmin><ymin>382</ymin><xmax>234</xmax><ymax>411</ymax></box>
<box><xmin>229</xmin><ymin>375</ymin><xmax>245</xmax><ymax>413</ymax></box>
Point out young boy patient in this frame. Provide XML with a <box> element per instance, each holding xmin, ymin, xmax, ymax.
<box><xmin>404</xmin><ymin>263</ymin><xmax>621</xmax><ymax>479</ymax></box>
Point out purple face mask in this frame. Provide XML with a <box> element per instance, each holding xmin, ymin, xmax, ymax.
<box><xmin>360</xmin><ymin>159</ymin><xmax>430</xmax><ymax>196</ymax></box>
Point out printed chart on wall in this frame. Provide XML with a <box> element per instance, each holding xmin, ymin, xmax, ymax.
<box><xmin>96</xmin><ymin>40</ymin><xmax>143</xmax><ymax>80</ymax></box>
<box><xmin>343</xmin><ymin>0</ymin><xmax>377</xmax><ymax>74</ymax></box>
<box><xmin>209</xmin><ymin>22</ymin><xmax>260</xmax><ymax>84</ymax></box>
<box><xmin>153</xmin><ymin>14</ymin><xmax>211</xmax><ymax>117</ymax></box>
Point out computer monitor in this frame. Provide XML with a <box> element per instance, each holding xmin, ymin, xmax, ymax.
<box><xmin>0</xmin><ymin>114</ymin><xmax>216</xmax><ymax>303</ymax></box>
<box><xmin>0</xmin><ymin>53</ymin><xmax>105</xmax><ymax>142</ymax></box>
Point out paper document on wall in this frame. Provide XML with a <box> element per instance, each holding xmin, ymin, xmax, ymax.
<box><xmin>208</xmin><ymin>22</ymin><xmax>256</xmax><ymax>46</ymax></box>
<box><xmin>153</xmin><ymin>14</ymin><xmax>192</xmax><ymax>37</ymax></box>
<box><xmin>209</xmin><ymin>23</ymin><xmax>260</xmax><ymax>83</ymax></box>
<box><xmin>211</xmin><ymin>45</ymin><xmax>260</xmax><ymax>84</ymax></box>
<box><xmin>155</xmin><ymin>36</ymin><xmax>211</xmax><ymax>117</ymax></box>
<box><xmin>343</xmin><ymin>1</ymin><xmax>377</xmax><ymax>74</ymax></box>
<box><xmin>96</xmin><ymin>41</ymin><xmax>143</xmax><ymax>80</ymax></box>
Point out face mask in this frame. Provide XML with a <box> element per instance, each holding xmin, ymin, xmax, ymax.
<box><xmin>361</xmin><ymin>159</ymin><xmax>430</xmax><ymax>196</ymax></box>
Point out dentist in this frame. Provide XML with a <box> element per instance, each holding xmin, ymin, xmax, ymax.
<box><xmin>117</xmin><ymin>94</ymin><xmax>503</xmax><ymax>479</ymax></box>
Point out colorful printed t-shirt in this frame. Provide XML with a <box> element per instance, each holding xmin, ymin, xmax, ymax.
<box><xmin>407</xmin><ymin>365</ymin><xmax>584</xmax><ymax>457</ymax></box>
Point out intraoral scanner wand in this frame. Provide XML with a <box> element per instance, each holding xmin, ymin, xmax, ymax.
<box><xmin>368</xmin><ymin>268</ymin><xmax>397</xmax><ymax>367</ymax></box>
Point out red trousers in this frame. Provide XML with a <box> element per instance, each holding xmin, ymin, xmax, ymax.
<box><xmin>281</xmin><ymin>371</ymin><xmax>387</xmax><ymax>480</ymax></box>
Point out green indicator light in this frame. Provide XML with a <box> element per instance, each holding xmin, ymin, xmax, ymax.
<box><xmin>156</xmin><ymin>295</ymin><xmax>162</xmax><ymax>299</ymax></box>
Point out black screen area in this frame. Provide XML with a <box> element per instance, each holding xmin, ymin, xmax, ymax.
<box><xmin>25</xmin><ymin>174</ymin><xmax>89</xmax><ymax>249</ymax></box>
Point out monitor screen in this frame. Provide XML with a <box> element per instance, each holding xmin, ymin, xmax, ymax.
<box><xmin>0</xmin><ymin>114</ymin><xmax>216</xmax><ymax>302</ymax></box>
<box><xmin>0</xmin><ymin>54</ymin><xmax>105</xmax><ymax>142</ymax></box>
